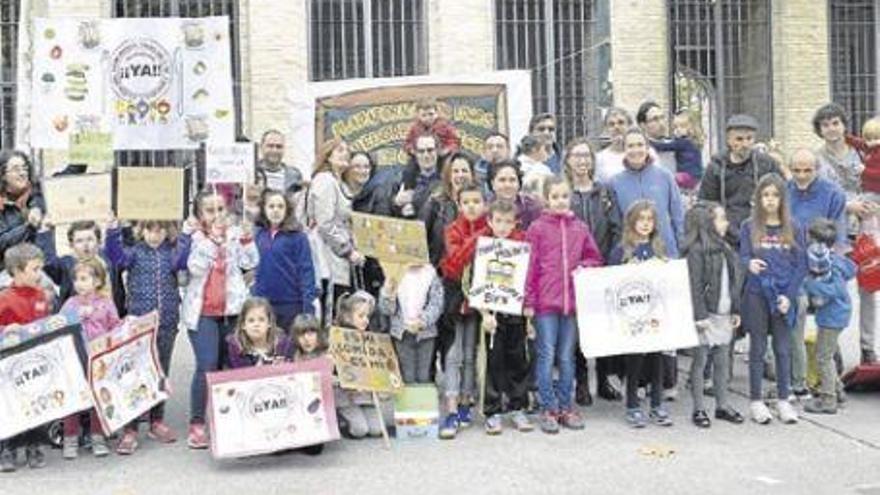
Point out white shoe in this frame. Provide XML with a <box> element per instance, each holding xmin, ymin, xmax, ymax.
<box><xmin>750</xmin><ymin>401</ymin><xmax>772</xmax><ymax>425</ymax></box>
<box><xmin>777</xmin><ymin>400</ymin><xmax>799</xmax><ymax>424</ymax></box>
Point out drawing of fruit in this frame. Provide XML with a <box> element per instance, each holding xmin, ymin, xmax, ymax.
<box><xmin>44</xmin><ymin>28</ymin><xmax>55</xmax><ymax>39</ymax></box>
<box><xmin>50</xmin><ymin>45</ymin><xmax>62</xmax><ymax>59</ymax></box>
<box><xmin>52</xmin><ymin>115</ymin><xmax>69</xmax><ymax>132</ymax></box>
<box><xmin>193</xmin><ymin>61</ymin><xmax>207</xmax><ymax>75</ymax></box>
<box><xmin>192</xmin><ymin>88</ymin><xmax>209</xmax><ymax>102</ymax></box>
<box><xmin>157</xmin><ymin>100</ymin><xmax>171</xmax><ymax>115</ymax></box>
<box><xmin>64</xmin><ymin>63</ymin><xmax>89</xmax><ymax>101</ymax></box>
<box><xmin>182</xmin><ymin>22</ymin><xmax>205</xmax><ymax>48</ymax></box>
<box><xmin>214</xmin><ymin>109</ymin><xmax>229</xmax><ymax>119</ymax></box>
<box><xmin>40</xmin><ymin>72</ymin><xmax>55</xmax><ymax>93</ymax></box>
<box><xmin>78</xmin><ymin>21</ymin><xmax>101</xmax><ymax>49</ymax></box>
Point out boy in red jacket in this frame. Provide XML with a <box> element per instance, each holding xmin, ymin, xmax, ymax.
<box><xmin>404</xmin><ymin>98</ymin><xmax>461</xmax><ymax>159</ymax></box>
<box><xmin>439</xmin><ymin>184</ymin><xmax>487</xmax><ymax>439</ymax></box>
<box><xmin>0</xmin><ymin>243</ymin><xmax>52</xmax><ymax>472</ymax></box>
<box><xmin>477</xmin><ymin>200</ymin><xmax>535</xmax><ymax>435</ymax></box>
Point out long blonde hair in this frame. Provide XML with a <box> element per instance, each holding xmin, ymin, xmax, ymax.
<box><xmin>620</xmin><ymin>200</ymin><xmax>666</xmax><ymax>263</ymax></box>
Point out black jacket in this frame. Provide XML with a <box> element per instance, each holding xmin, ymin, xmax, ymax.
<box><xmin>419</xmin><ymin>193</ymin><xmax>458</xmax><ymax>268</ymax></box>
<box><xmin>685</xmin><ymin>243</ymin><xmax>744</xmax><ymax>321</ymax></box>
<box><xmin>0</xmin><ymin>190</ymin><xmax>44</xmax><ymax>257</ymax></box>
<box><xmin>570</xmin><ymin>183</ymin><xmax>621</xmax><ymax>259</ymax></box>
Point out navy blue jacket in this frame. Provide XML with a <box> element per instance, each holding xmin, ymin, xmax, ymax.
<box><xmin>251</xmin><ymin>227</ymin><xmax>317</xmax><ymax>316</ymax></box>
<box><xmin>787</xmin><ymin>178</ymin><xmax>848</xmax><ymax>247</ymax></box>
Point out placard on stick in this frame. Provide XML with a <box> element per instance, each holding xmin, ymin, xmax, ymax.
<box><xmin>351</xmin><ymin>213</ymin><xmax>428</xmax><ymax>265</ymax></box>
<box><xmin>328</xmin><ymin>326</ymin><xmax>403</xmax><ymax>393</ymax></box>
<box><xmin>43</xmin><ymin>173</ymin><xmax>112</xmax><ymax>224</ymax></box>
<box><xmin>116</xmin><ymin>167</ymin><xmax>185</xmax><ymax>220</ymax></box>
<box><xmin>205</xmin><ymin>142</ymin><xmax>256</xmax><ymax>184</ymax></box>
<box><xmin>69</xmin><ymin>132</ymin><xmax>114</xmax><ymax>173</ymax></box>
<box><xmin>468</xmin><ymin>236</ymin><xmax>531</xmax><ymax>315</ymax></box>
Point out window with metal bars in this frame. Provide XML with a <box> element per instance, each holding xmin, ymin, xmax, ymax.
<box><xmin>0</xmin><ymin>0</ymin><xmax>19</xmax><ymax>150</ymax></box>
<box><xmin>308</xmin><ymin>0</ymin><xmax>427</xmax><ymax>82</ymax></box>
<box><xmin>494</xmin><ymin>0</ymin><xmax>601</xmax><ymax>146</ymax></box>
<box><xmin>669</xmin><ymin>0</ymin><xmax>773</xmax><ymax>150</ymax></box>
<box><xmin>113</xmin><ymin>0</ymin><xmax>242</xmax><ymax>169</ymax></box>
<box><xmin>829</xmin><ymin>0</ymin><xmax>877</xmax><ymax>134</ymax></box>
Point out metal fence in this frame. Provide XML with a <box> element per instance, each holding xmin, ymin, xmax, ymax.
<box><xmin>0</xmin><ymin>0</ymin><xmax>19</xmax><ymax>150</ymax></box>
<box><xmin>829</xmin><ymin>0</ymin><xmax>877</xmax><ymax>134</ymax></box>
<box><xmin>669</xmin><ymin>0</ymin><xmax>773</xmax><ymax>150</ymax></box>
<box><xmin>494</xmin><ymin>0</ymin><xmax>602</xmax><ymax>146</ymax></box>
<box><xmin>308</xmin><ymin>0</ymin><xmax>427</xmax><ymax>81</ymax></box>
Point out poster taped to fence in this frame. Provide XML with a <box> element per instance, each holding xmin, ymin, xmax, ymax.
<box><xmin>468</xmin><ymin>236</ymin><xmax>531</xmax><ymax>315</ymax></box>
<box><xmin>207</xmin><ymin>358</ymin><xmax>339</xmax><ymax>458</ymax></box>
<box><xmin>574</xmin><ymin>259</ymin><xmax>699</xmax><ymax>358</ymax></box>
<box><xmin>351</xmin><ymin>212</ymin><xmax>428</xmax><ymax>266</ymax></box>
<box><xmin>116</xmin><ymin>167</ymin><xmax>185</xmax><ymax>220</ymax></box>
<box><xmin>289</xmin><ymin>71</ymin><xmax>532</xmax><ymax>174</ymax></box>
<box><xmin>43</xmin><ymin>173</ymin><xmax>112</xmax><ymax>224</ymax></box>
<box><xmin>205</xmin><ymin>142</ymin><xmax>256</xmax><ymax>184</ymax></box>
<box><xmin>0</xmin><ymin>313</ymin><xmax>92</xmax><ymax>441</ymax></box>
<box><xmin>328</xmin><ymin>326</ymin><xmax>402</xmax><ymax>393</ymax></box>
<box><xmin>30</xmin><ymin>17</ymin><xmax>234</xmax><ymax>150</ymax></box>
<box><xmin>88</xmin><ymin>312</ymin><xmax>168</xmax><ymax>434</ymax></box>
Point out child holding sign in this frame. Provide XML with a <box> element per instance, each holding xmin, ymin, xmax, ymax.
<box><xmin>333</xmin><ymin>291</ymin><xmax>394</xmax><ymax>439</ymax></box>
<box><xmin>226</xmin><ymin>298</ymin><xmax>293</xmax><ymax>368</ymax></box>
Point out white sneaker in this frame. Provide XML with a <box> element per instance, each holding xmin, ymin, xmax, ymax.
<box><xmin>750</xmin><ymin>401</ymin><xmax>772</xmax><ymax>424</ymax></box>
<box><xmin>776</xmin><ymin>400</ymin><xmax>799</xmax><ymax>424</ymax></box>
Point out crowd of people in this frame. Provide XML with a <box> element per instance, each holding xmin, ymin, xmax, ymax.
<box><xmin>0</xmin><ymin>97</ymin><xmax>877</xmax><ymax>471</ymax></box>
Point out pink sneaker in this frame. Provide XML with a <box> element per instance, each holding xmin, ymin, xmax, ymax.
<box><xmin>187</xmin><ymin>423</ymin><xmax>209</xmax><ymax>450</ymax></box>
<box><xmin>148</xmin><ymin>421</ymin><xmax>178</xmax><ymax>444</ymax></box>
<box><xmin>116</xmin><ymin>431</ymin><xmax>139</xmax><ymax>455</ymax></box>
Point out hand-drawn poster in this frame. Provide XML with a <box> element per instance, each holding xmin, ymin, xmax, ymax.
<box><xmin>351</xmin><ymin>212</ymin><xmax>428</xmax><ymax>266</ymax></box>
<box><xmin>0</xmin><ymin>313</ymin><xmax>92</xmax><ymax>441</ymax></box>
<box><xmin>468</xmin><ymin>236</ymin><xmax>531</xmax><ymax>315</ymax></box>
<box><xmin>88</xmin><ymin>312</ymin><xmax>168</xmax><ymax>434</ymax></box>
<box><xmin>207</xmin><ymin>358</ymin><xmax>339</xmax><ymax>459</ymax></box>
<box><xmin>115</xmin><ymin>167</ymin><xmax>185</xmax><ymax>220</ymax></box>
<box><xmin>69</xmin><ymin>131</ymin><xmax>113</xmax><ymax>173</ymax></box>
<box><xmin>205</xmin><ymin>142</ymin><xmax>256</xmax><ymax>184</ymax></box>
<box><xmin>43</xmin><ymin>173</ymin><xmax>113</xmax><ymax>224</ymax></box>
<box><xmin>574</xmin><ymin>259</ymin><xmax>699</xmax><ymax>358</ymax></box>
<box><xmin>30</xmin><ymin>17</ymin><xmax>234</xmax><ymax>150</ymax></box>
<box><xmin>328</xmin><ymin>326</ymin><xmax>403</xmax><ymax>393</ymax></box>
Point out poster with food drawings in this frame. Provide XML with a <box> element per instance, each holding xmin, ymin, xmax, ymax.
<box><xmin>88</xmin><ymin>312</ymin><xmax>169</xmax><ymax>434</ymax></box>
<box><xmin>30</xmin><ymin>17</ymin><xmax>234</xmax><ymax>150</ymax></box>
<box><xmin>0</xmin><ymin>314</ymin><xmax>92</xmax><ymax>441</ymax></box>
<box><xmin>207</xmin><ymin>358</ymin><xmax>340</xmax><ymax>459</ymax></box>
<box><xmin>468</xmin><ymin>236</ymin><xmax>531</xmax><ymax>315</ymax></box>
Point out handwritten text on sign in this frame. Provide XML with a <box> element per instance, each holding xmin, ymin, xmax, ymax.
<box><xmin>328</xmin><ymin>326</ymin><xmax>402</xmax><ymax>393</ymax></box>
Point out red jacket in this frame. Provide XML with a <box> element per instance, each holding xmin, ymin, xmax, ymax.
<box><xmin>404</xmin><ymin>117</ymin><xmax>461</xmax><ymax>156</ymax></box>
<box><xmin>846</xmin><ymin>134</ymin><xmax>880</xmax><ymax>193</ymax></box>
<box><xmin>0</xmin><ymin>285</ymin><xmax>51</xmax><ymax>328</ymax></box>
<box><xmin>441</xmin><ymin>214</ymin><xmax>489</xmax><ymax>281</ymax></box>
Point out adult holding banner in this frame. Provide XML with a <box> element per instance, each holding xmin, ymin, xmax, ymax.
<box><xmin>0</xmin><ymin>151</ymin><xmax>44</xmax><ymax>258</ymax></box>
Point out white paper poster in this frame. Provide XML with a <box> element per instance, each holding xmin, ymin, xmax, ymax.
<box><xmin>468</xmin><ymin>236</ymin><xmax>531</xmax><ymax>315</ymax></box>
<box><xmin>205</xmin><ymin>142</ymin><xmax>256</xmax><ymax>184</ymax></box>
<box><xmin>30</xmin><ymin>17</ymin><xmax>234</xmax><ymax>150</ymax></box>
<box><xmin>574</xmin><ymin>259</ymin><xmax>699</xmax><ymax>358</ymax></box>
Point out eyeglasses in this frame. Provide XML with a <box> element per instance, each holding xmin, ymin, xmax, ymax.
<box><xmin>416</xmin><ymin>148</ymin><xmax>436</xmax><ymax>154</ymax></box>
<box><xmin>535</xmin><ymin>126</ymin><xmax>556</xmax><ymax>132</ymax></box>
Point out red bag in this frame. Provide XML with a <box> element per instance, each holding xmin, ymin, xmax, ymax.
<box><xmin>852</xmin><ymin>233</ymin><xmax>880</xmax><ymax>292</ymax></box>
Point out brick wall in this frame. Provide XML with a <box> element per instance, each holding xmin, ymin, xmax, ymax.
<box><xmin>427</xmin><ymin>0</ymin><xmax>494</xmax><ymax>74</ymax></box>
<box><xmin>608</xmin><ymin>0</ymin><xmax>669</xmax><ymax>115</ymax></box>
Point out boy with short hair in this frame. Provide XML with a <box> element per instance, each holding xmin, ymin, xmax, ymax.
<box><xmin>0</xmin><ymin>243</ymin><xmax>52</xmax><ymax>472</ymax></box>
<box><xmin>404</xmin><ymin>98</ymin><xmax>461</xmax><ymax>158</ymax></box>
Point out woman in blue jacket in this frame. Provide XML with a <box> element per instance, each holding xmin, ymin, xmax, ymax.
<box><xmin>252</xmin><ymin>189</ymin><xmax>318</xmax><ymax>331</ymax></box>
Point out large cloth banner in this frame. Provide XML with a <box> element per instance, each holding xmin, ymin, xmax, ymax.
<box><xmin>30</xmin><ymin>17</ymin><xmax>234</xmax><ymax>150</ymax></box>
<box><xmin>468</xmin><ymin>236</ymin><xmax>531</xmax><ymax>315</ymax></box>
<box><xmin>289</xmin><ymin>71</ymin><xmax>532</xmax><ymax>175</ymax></box>
<box><xmin>88</xmin><ymin>312</ymin><xmax>168</xmax><ymax>434</ymax></box>
<box><xmin>328</xmin><ymin>326</ymin><xmax>403</xmax><ymax>393</ymax></box>
<box><xmin>206</xmin><ymin>358</ymin><xmax>340</xmax><ymax>459</ymax></box>
<box><xmin>0</xmin><ymin>313</ymin><xmax>92</xmax><ymax>441</ymax></box>
<box><xmin>574</xmin><ymin>259</ymin><xmax>700</xmax><ymax>358</ymax></box>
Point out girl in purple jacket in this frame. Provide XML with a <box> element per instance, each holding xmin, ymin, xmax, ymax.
<box><xmin>226</xmin><ymin>297</ymin><xmax>293</xmax><ymax>368</ymax></box>
<box><xmin>524</xmin><ymin>176</ymin><xmax>603</xmax><ymax>434</ymax></box>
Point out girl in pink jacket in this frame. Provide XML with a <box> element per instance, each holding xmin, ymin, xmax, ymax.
<box><xmin>524</xmin><ymin>176</ymin><xmax>603</xmax><ymax>434</ymax></box>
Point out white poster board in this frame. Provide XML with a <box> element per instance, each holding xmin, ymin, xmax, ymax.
<box><xmin>468</xmin><ymin>236</ymin><xmax>531</xmax><ymax>315</ymax></box>
<box><xmin>574</xmin><ymin>259</ymin><xmax>699</xmax><ymax>358</ymax></box>
<box><xmin>30</xmin><ymin>17</ymin><xmax>234</xmax><ymax>150</ymax></box>
<box><xmin>205</xmin><ymin>142</ymin><xmax>256</xmax><ymax>184</ymax></box>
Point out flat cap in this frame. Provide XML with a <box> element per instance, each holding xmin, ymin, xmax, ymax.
<box><xmin>725</xmin><ymin>114</ymin><xmax>759</xmax><ymax>131</ymax></box>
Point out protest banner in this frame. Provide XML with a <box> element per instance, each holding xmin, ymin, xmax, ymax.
<box><xmin>43</xmin><ymin>173</ymin><xmax>112</xmax><ymax>224</ymax></box>
<box><xmin>88</xmin><ymin>312</ymin><xmax>169</xmax><ymax>434</ymax></box>
<box><xmin>574</xmin><ymin>259</ymin><xmax>699</xmax><ymax>358</ymax></box>
<box><xmin>351</xmin><ymin>212</ymin><xmax>428</xmax><ymax>266</ymax></box>
<box><xmin>0</xmin><ymin>313</ymin><xmax>92</xmax><ymax>441</ymax></box>
<box><xmin>468</xmin><ymin>236</ymin><xmax>531</xmax><ymax>315</ymax></box>
<box><xmin>30</xmin><ymin>17</ymin><xmax>234</xmax><ymax>150</ymax></box>
<box><xmin>207</xmin><ymin>357</ymin><xmax>339</xmax><ymax>459</ymax></box>
<box><xmin>115</xmin><ymin>167</ymin><xmax>185</xmax><ymax>220</ymax></box>
<box><xmin>289</xmin><ymin>71</ymin><xmax>532</xmax><ymax>175</ymax></box>
<box><xmin>205</xmin><ymin>142</ymin><xmax>256</xmax><ymax>184</ymax></box>
<box><xmin>328</xmin><ymin>326</ymin><xmax>403</xmax><ymax>393</ymax></box>
<box><xmin>69</xmin><ymin>131</ymin><xmax>113</xmax><ymax>173</ymax></box>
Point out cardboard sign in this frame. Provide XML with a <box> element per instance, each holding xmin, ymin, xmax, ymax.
<box><xmin>43</xmin><ymin>173</ymin><xmax>112</xmax><ymax>224</ymax></box>
<box><xmin>351</xmin><ymin>213</ymin><xmax>428</xmax><ymax>266</ymax></box>
<box><xmin>393</xmin><ymin>385</ymin><xmax>439</xmax><ymax>441</ymax></box>
<box><xmin>328</xmin><ymin>326</ymin><xmax>403</xmax><ymax>393</ymax></box>
<box><xmin>468</xmin><ymin>236</ymin><xmax>531</xmax><ymax>315</ymax></box>
<box><xmin>207</xmin><ymin>358</ymin><xmax>339</xmax><ymax>458</ymax></box>
<box><xmin>205</xmin><ymin>142</ymin><xmax>256</xmax><ymax>184</ymax></box>
<box><xmin>69</xmin><ymin>131</ymin><xmax>113</xmax><ymax>173</ymax></box>
<box><xmin>88</xmin><ymin>312</ymin><xmax>168</xmax><ymax>434</ymax></box>
<box><xmin>0</xmin><ymin>314</ymin><xmax>92</xmax><ymax>440</ymax></box>
<box><xmin>574</xmin><ymin>259</ymin><xmax>700</xmax><ymax>358</ymax></box>
<box><xmin>115</xmin><ymin>167</ymin><xmax>185</xmax><ymax>220</ymax></box>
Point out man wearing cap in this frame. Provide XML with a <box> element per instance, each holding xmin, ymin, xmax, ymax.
<box><xmin>699</xmin><ymin>114</ymin><xmax>783</xmax><ymax>247</ymax></box>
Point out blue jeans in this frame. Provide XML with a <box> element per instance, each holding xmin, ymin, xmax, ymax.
<box><xmin>188</xmin><ymin>316</ymin><xmax>236</xmax><ymax>423</ymax></box>
<box><xmin>535</xmin><ymin>313</ymin><xmax>577</xmax><ymax>412</ymax></box>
